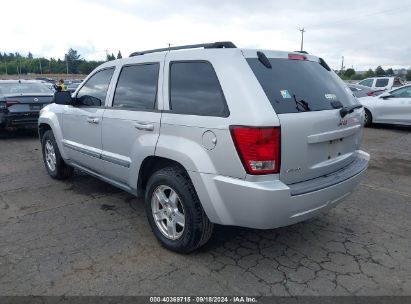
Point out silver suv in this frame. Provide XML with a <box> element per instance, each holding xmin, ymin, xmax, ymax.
<box><xmin>38</xmin><ymin>42</ymin><xmax>370</xmax><ymax>253</ymax></box>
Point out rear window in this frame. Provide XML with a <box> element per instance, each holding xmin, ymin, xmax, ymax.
<box><xmin>247</xmin><ymin>58</ymin><xmax>356</xmax><ymax>114</ymax></box>
<box><xmin>0</xmin><ymin>83</ymin><xmax>52</xmax><ymax>95</ymax></box>
<box><xmin>375</xmin><ymin>79</ymin><xmax>389</xmax><ymax>87</ymax></box>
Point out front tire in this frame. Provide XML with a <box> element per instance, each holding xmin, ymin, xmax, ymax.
<box><xmin>145</xmin><ymin>167</ymin><xmax>214</xmax><ymax>253</ymax></box>
<box><xmin>41</xmin><ymin>130</ymin><xmax>73</xmax><ymax>179</ymax></box>
<box><xmin>364</xmin><ymin>109</ymin><xmax>372</xmax><ymax>127</ymax></box>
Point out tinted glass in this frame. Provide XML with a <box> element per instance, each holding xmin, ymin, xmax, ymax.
<box><xmin>375</xmin><ymin>79</ymin><xmax>389</xmax><ymax>87</ymax></box>
<box><xmin>170</xmin><ymin>62</ymin><xmax>228</xmax><ymax>116</ymax></box>
<box><xmin>0</xmin><ymin>82</ymin><xmax>52</xmax><ymax>95</ymax></box>
<box><xmin>359</xmin><ymin>79</ymin><xmax>373</xmax><ymax>87</ymax></box>
<box><xmin>113</xmin><ymin>64</ymin><xmax>159</xmax><ymax>110</ymax></box>
<box><xmin>77</xmin><ymin>68</ymin><xmax>114</xmax><ymax>107</ymax></box>
<box><xmin>390</xmin><ymin>86</ymin><xmax>411</xmax><ymax>98</ymax></box>
<box><xmin>247</xmin><ymin>58</ymin><xmax>356</xmax><ymax>114</ymax></box>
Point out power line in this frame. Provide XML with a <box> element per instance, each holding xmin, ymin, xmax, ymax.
<box><xmin>307</xmin><ymin>4</ymin><xmax>411</xmax><ymax>29</ymax></box>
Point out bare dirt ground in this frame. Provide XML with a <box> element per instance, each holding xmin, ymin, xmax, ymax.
<box><xmin>0</xmin><ymin>125</ymin><xmax>410</xmax><ymax>296</ymax></box>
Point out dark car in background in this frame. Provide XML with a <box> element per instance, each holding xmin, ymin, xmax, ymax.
<box><xmin>0</xmin><ymin>80</ymin><xmax>54</xmax><ymax>131</ymax></box>
<box><xmin>66</xmin><ymin>82</ymin><xmax>80</xmax><ymax>93</ymax></box>
<box><xmin>347</xmin><ymin>84</ymin><xmax>384</xmax><ymax>98</ymax></box>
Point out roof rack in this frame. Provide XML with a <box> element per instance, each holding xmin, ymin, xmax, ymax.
<box><xmin>129</xmin><ymin>41</ymin><xmax>237</xmax><ymax>57</ymax></box>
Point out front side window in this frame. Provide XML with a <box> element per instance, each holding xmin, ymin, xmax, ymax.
<box><xmin>169</xmin><ymin>61</ymin><xmax>228</xmax><ymax>117</ymax></box>
<box><xmin>76</xmin><ymin>68</ymin><xmax>114</xmax><ymax>107</ymax></box>
<box><xmin>113</xmin><ymin>63</ymin><xmax>159</xmax><ymax>110</ymax></box>
<box><xmin>390</xmin><ymin>86</ymin><xmax>411</xmax><ymax>98</ymax></box>
<box><xmin>359</xmin><ymin>79</ymin><xmax>373</xmax><ymax>87</ymax></box>
<box><xmin>375</xmin><ymin>79</ymin><xmax>389</xmax><ymax>87</ymax></box>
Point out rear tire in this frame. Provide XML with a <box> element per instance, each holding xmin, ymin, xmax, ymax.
<box><xmin>364</xmin><ymin>109</ymin><xmax>372</xmax><ymax>127</ymax></box>
<box><xmin>41</xmin><ymin>130</ymin><xmax>73</xmax><ymax>179</ymax></box>
<box><xmin>145</xmin><ymin>167</ymin><xmax>214</xmax><ymax>253</ymax></box>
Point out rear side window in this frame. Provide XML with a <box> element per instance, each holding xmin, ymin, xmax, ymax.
<box><xmin>247</xmin><ymin>58</ymin><xmax>356</xmax><ymax>114</ymax></box>
<box><xmin>77</xmin><ymin>68</ymin><xmax>114</xmax><ymax>107</ymax></box>
<box><xmin>169</xmin><ymin>61</ymin><xmax>229</xmax><ymax>117</ymax></box>
<box><xmin>375</xmin><ymin>79</ymin><xmax>389</xmax><ymax>87</ymax></box>
<box><xmin>113</xmin><ymin>63</ymin><xmax>159</xmax><ymax>110</ymax></box>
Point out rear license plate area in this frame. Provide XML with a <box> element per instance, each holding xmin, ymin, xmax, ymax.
<box><xmin>30</xmin><ymin>104</ymin><xmax>43</xmax><ymax>110</ymax></box>
<box><xmin>327</xmin><ymin>139</ymin><xmax>344</xmax><ymax>159</ymax></box>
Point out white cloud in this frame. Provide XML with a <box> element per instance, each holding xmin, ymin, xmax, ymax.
<box><xmin>2</xmin><ymin>0</ymin><xmax>411</xmax><ymax>69</ymax></box>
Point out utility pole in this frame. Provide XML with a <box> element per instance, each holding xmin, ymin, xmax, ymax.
<box><xmin>299</xmin><ymin>28</ymin><xmax>306</xmax><ymax>52</ymax></box>
<box><xmin>39</xmin><ymin>58</ymin><xmax>42</xmax><ymax>74</ymax></box>
<box><xmin>340</xmin><ymin>56</ymin><xmax>345</xmax><ymax>74</ymax></box>
<box><xmin>65</xmin><ymin>53</ymin><xmax>69</xmax><ymax>75</ymax></box>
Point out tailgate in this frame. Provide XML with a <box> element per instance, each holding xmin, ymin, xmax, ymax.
<box><xmin>278</xmin><ymin>109</ymin><xmax>363</xmax><ymax>184</ymax></box>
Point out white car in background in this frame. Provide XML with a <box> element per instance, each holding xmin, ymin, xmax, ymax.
<box><xmin>358</xmin><ymin>76</ymin><xmax>404</xmax><ymax>91</ymax></box>
<box><xmin>358</xmin><ymin>84</ymin><xmax>411</xmax><ymax>127</ymax></box>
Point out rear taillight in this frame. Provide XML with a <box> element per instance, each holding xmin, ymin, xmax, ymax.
<box><xmin>5</xmin><ymin>100</ymin><xmax>19</xmax><ymax>107</ymax></box>
<box><xmin>288</xmin><ymin>54</ymin><xmax>307</xmax><ymax>60</ymax></box>
<box><xmin>368</xmin><ymin>90</ymin><xmax>384</xmax><ymax>96</ymax></box>
<box><xmin>230</xmin><ymin>127</ymin><xmax>280</xmax><ymax>175</ymax></box>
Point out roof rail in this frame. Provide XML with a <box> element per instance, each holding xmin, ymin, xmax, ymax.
<box><xmin>129</xmin><ymin>41</ymin><xmax>237</xmax><ymax>57</ymax></box>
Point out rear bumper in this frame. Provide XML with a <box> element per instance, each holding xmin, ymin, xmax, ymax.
<box><xmin>0</xmin><ymin>112</ymin><xmax>39</xmax><ymax>127</ymax></box>
<box><xmin>190</xmin><ymin>150</ymin><xmax>369</xmax><ymax>229</ymax></box>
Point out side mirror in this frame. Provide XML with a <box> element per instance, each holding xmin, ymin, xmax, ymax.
<box><xmin>53</xmin><ymin>91</ymin><xmax>73</xmax><ymax>105</ymax></box>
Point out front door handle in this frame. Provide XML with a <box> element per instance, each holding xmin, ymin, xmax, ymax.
<box><xmin>87</xmin><ymin>117</ymin><xmax>100</xmax><ymax>124</ymax></box>
<box><xmin>134</xmin><ymin>122</ymin><xmax>154</xmax><ymax>131</ymax></box>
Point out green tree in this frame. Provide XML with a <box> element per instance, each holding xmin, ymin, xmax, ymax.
<box><xmin>375</xmin><ymin>66</ymin><xmax>385</xmax><ymax>76</ymax></box>
<box><xmin>66</xmin><ymin>48</ymin><xmax>82</xmax><ymax>73</ymax></box>
<box><xmin>117</xmin><ymin>51</ymin><xmax>122</xmax><ymax>59</ymax></box>
<box><xmin>344</xmin><ymin>68</ymin><xmax>356</xmax><ymax>79</ymax></box>
<box><xmin>28</xmin><ymin>52</ymin><xmax>33</xmax><ymax>59</ymax></box>
<box><xmin>386</xmin><ymin>68</ymin><xmax>394</xmax><ymax>75</ymax></box>
<box><xmin>364</xmin><ymin>69</ymin><xmax>375</xmax><ymax>78</ymax></box>
<box><xmin>406</xmin><ymin>69</ymin><xmax>411</xmax><ymax>81</ymax></box>
<box><xmin>106</xmin><ymin>53</ymin><xmax>115</xmax><ymax>61</ymax></box>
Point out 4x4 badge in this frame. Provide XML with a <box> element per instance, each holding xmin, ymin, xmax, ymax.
<box><xmin>338</xmin><ymin>119</ymin><xmax>348</xmax><ymax>126</ymax></box>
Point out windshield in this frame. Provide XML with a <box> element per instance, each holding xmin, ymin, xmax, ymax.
<box><xmin>0</xmin><ymin>82</ymin><xmax>53</xmax><ymax>95</ymax></box>
<box><xmin>247</xmin><ymin>58</ymin><xmax>357</xmax><ymax>114</ymax></box>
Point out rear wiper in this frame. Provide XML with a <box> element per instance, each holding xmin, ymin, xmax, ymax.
<box><xmin>339</xmin><ymin>104</ymin><xmax>363</xmax><ymax>118</ymax></box>
<box><xmin>293</xmin><ymin>94</ymin><xmax>310</xmax><ymax>112</ymax></box>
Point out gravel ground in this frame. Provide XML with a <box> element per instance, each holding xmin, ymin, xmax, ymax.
<box><xmin>0</xmin><ymin>125</ymin><xmax>410</xmax><ymax>296</ymax></box>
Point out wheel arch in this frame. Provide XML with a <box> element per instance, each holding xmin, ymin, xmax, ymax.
<box><xmin>137</xmin><ymin>156</ymin><xmax>188</xmax><ymax>197</ymax></box>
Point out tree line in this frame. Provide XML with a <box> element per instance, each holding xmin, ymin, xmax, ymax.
<box><xmin>339</xmin><ymin>65</ymin><xmax>411</xmax><ymax>81</ymax></box>
<box><xmin>0</xmin><ymin>49</ymin><xmax>122</xmax><ymax>75</ymax></box>
<box><xmin>1</xmin><ymin>49</ymin><xmax>410</xmax><ymax>81</ymax></box>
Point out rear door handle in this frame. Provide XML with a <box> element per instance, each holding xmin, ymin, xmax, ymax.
<box><xmin>87</xmin><ymin>117</ymin><xmax>100</xmax><ymax>124</ymax></box>
<box><xmin>134</xmin><ymin>122</ymin><xmax>154</xmax><ymax>131</ymax></box>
